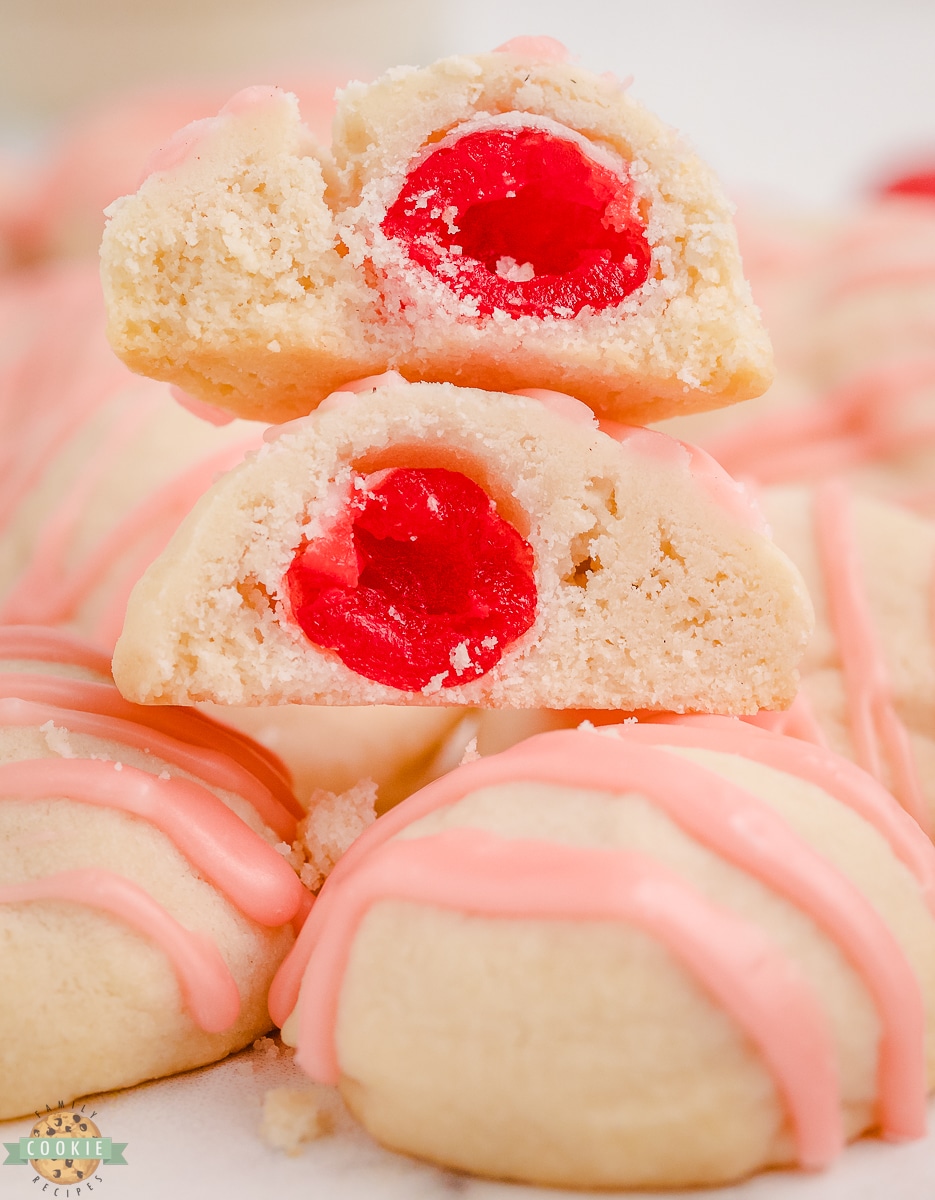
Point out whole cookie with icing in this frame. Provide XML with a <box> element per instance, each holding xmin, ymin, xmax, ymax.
<box><xmin>101</xmin><ymin>40</ymin><xmax>772</xmax><ymax>426</ymax></box>
<box><xmin>271</xmin><ymin>718</ymin><xmax>935</xmax><ymax>1189</ymax></box>
<box><xmin>111</xmin><ymin>375</ymin><xmax>812</xmax><ymax>712</ymax></box>
<box><xmin>0</xmin><ymin>627</ymin><xmax>308</xmax><ymax>1120</ymax></box>
<box><xmin>751</xmin><ymin>482</ymin><xmax>935</xmax><ymax>835</ymax></box>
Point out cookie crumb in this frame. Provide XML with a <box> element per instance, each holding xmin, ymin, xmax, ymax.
<box><xmin>260</xmin><ymin>1086</ymin><xmax>336</xmax><ymax>1155</ymax></box>
<box><xmin>292</xmin><ymin>779</ymin><xmax>377</xmax><ymax>892</ymax></box>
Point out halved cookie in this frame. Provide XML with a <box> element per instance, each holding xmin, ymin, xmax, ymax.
<box><xmin>112</xmin><ymin>377</ymin><xmax>812</xmax><ymax>712</ymax></box>
<box><xmin>101</xmin><ymin>42</ymin><xmax>772</xmax><ymax>425</ymax></box>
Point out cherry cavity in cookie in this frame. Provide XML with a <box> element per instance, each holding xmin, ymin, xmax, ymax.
<box><xmin>286</xmin><ymin>468</ymin><xmax>537</xmax><ymax>691</ymax></box>
<box><xmin>381</xmin><ymin>125</ymin><xmax>651</xmax><ymax>318</ymax></box>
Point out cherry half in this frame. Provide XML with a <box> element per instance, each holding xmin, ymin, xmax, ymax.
<box><xmin>286</xmin><ymin>467</ymin><xmax>537</xmax><ymax>691</ymax></box>
<box><xmin>880</xmin><ymin>168</ymin><xmax>935</xmax><ymax>201</ymax></box>
<box><xmin>381</xmin><ymin>125</ymin><xmax>652</xmax><ymax>318</ymax></box>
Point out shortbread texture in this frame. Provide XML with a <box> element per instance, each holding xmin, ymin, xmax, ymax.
<box><xmin>111</xmin><ymin>380</ymin><xmax>812</xmax><ymax>711</ymax></box>
<box><xmin>101</xmin><ymin>48</ymin><xmax>773</xmax><ymax>425</ymax></box>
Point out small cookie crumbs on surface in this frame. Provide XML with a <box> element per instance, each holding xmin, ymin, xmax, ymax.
<box><xmin>459</xmin><ymin>736</ymin><xmax>480</xmax><ymax>765</ymax></box>
<box><xmin>252</xmin><ymin>1035</ymin><xmax>284</xmax><ymax>1059</ymax></box>
<box><xmin>260</xmin><ymin>1086</ymin><xmax>336</xmax><ymax>1155</ymax></box>
<box><xmin>292</xmin><ymin>778</ymin><xmax>377</xmax><ymax>892</ymax></box>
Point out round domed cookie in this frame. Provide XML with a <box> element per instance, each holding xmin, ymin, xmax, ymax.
<box><xmin>271</xmin><ymin>717</ymin><xmax>935</xmax><ymax>1189</ymax></box>
<box><xmin>749</xmin><ymin>481</ymin><xmax>935</xmax><ymax>835</ymax></box>
<box><xmin>0</xmin><ymin>626</ymin><xmax>309</xmax><ymax>1120</ymax></box>
<box><xmin>101</xmin><ymin>40</ymin><xmax>772</xmax><ymax>426</ymax></box>
<box><xmin>111</xmin><ymin>375</ymin><xmax>812</xmax><ymax>713</ymax></box>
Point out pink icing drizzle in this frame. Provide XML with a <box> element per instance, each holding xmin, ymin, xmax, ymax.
<box><xmin>703</xmin><ymin>359</ymin><xmax>935</xmax><ymax>488</ymax></box>
<box><xmin>0</xmin><ymin>265</ymin><xmax>266</xmax><ymax>653</ymax></box>
<box><xmin>0</xmin><ymin>757</ymin><xmax>304</xmax><ymax>925</ymax></box>
<box><xmin>618</xmin><ymin>715</ymin><xmax>935</xmax><ymax>907</ymax></box>
<box><xmin>492</xmin><ymin>37</ymin><xmax>571</xmax><ymax>63</ymax></box>
<box><xmin>600</xmin><ymin>420</ymin><xmax>769</xmax><ymax>533</ymax></box>
<box><xmin>141</xmin><ymin>86</ymin><xmax>286</xmax><ymax>181</ymax></box>
<box><xmin>812</xmin><ymin>480</ymin><xmax>928</xmax><ymax>832</ymax></box>
<box><xmin>0</xmin><ymin>628</ymin><xmax>299</xmax><ymax>817</ymax></box>
<box><xmin>0</xmin><ymin>869</ymin><xmax>240</xmax><ymax>1032</ymax></box>
<box><xmin>300</xmin><ymin>829</ymin><xmax>843</xmax><ymax>1169</ymax></box>
<box><xmin>0</xmin><ymin>624</ymin><xmax>111</xmax><ymax>676</ymax></box>
<box><xmin>0</xmin><ymin>694</ymin><xmax>296</xmax><ymax>841</ymax></box>
<box><xmin>169</xmin><ymin>385</ymin><xmax>237</xmax><ymax>426</ymax></box>
<box><xmin>511</xmin><ymin>387</ymin><xmax>598</xmax><ymax>427</ymax></box>
<box><xmin>272</xmin><ymin>723</ymin><xmax>930</xmax><ymax>1155</ymax></box>
<box><xmin>0</xmin><ymin>434</ymin><xmax>261</xmax><ymax>648</ymax></box>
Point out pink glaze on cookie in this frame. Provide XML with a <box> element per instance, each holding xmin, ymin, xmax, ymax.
<box><xmin>286</xmin><ymin>467</ymin><xmax>537</xmax><ymax>691</ymax></box>
<box><xmin>272</xmin><ymin>722</ymin><xmax>931</xmax><ymax>1155</ymax></box>
<box><xmin>0</xmin><ymin>627</ymin><xmax>310</xmax><ymax>1035</ymax></box>
<box><xmin>0</xmin><ymin>757</ymin><xmax>304</xmax><ymax>924</ymax></box>
<box><xmin>0</xmin><ymin>265</ymin><xmax>264</xmax><ymax>650</ymax></box>
<box><xmin>703</xmin><ymin>359</ymin><xmax>935</xmax><ymax>494</ymax></box>
<box><xmin>300</xmin><ymin>830</ymin><xmax>843</xmax><ymax>1169</ymax></box>
<box><xmin>0</xmin><ymin>627</ymin><xmax>301</xmax><ymax>824</ymax></box>
<box><xmin>813</xmin><ymin>480</ymin><xmax>928</xmax><ymax>831</ymax></box>
<box><xmin>142</xmin><ymin>86</ymin><xmax>286</xmax><ymax>181</ymax></box>
<box><xmin>601</xmin><ymin>419</ymin><xmax>770</xmax><ymax>534</ymax></box>
<box><xmin>0</xmin><ymin>869</ymin><xmax>240</xmax><ymax>1032</ymax></box>
<box><xmin>0</xmin><ymin>695</ymin><xmax>295</xmax><ymax>840</ymax></box>
<box><xmin>381</xmin><ymin>119</ymin><xmax>651</xmax><ymax>318</ymax></box>
<box><xmin>493</xmin><ymin>36</ymin><xmax>571</xmax><ymax>62</ymax></box>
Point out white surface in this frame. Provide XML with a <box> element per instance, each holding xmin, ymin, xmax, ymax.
<box><xmin>438</xmin><ymin>0</ymin><xmax>935</xmax><ymax>210</ymax></box>
<box><xmin>3</xmin><ymin>1045</ymin><xmax>935</xmax><ymax>1199</ymax></box>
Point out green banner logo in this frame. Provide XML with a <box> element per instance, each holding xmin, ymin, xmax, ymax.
<box><xmin>4</xmin><ymin>1137</ymin><xmax>128</xmax><ymax>1165</ymax></box>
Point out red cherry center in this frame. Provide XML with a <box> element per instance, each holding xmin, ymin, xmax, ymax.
<box><xmin>381</xmin><ymin>125</ymin><xmax>652</xmax><ymax>318</ymax></box>
<box><xmin>880</xmin><ymin>169</ymin><xmax>935</xmax><ymax>201</ymax></box>
<box><xmin>285</xmin><ymin>467</ymin><xmax>537</xmax><ymax>691</ymax></box>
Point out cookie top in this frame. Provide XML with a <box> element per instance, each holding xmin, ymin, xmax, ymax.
<box><xmin>272</xmin><ymin>716</ymin><xmax>935</xmax><ymax>1187</ymax></box>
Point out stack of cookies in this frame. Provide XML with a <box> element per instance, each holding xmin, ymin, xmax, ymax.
<box><xmin>4</xmin><ymin>37</ymin><xmax>934</xmax><ymax>1192</ymax></box>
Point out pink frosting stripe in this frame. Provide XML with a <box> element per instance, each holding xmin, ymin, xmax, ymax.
<box><xmin>705</xmin><ymin>359</ymin><xmax>935</xmax><ymax>485</ymax></box>
<box><xmin>746</xmin><ymin>692</ymin><xmax>831</xmax><ymax>749</ymax></box>
<box><xmin>0</xmin><ymin>625</ymin><xmax>112</xmax><ymax>676</ymax></box>
<box><xmin>492</xmin><ymin>36</ymin><xmax>571</xmax><ymax>62</ymax></box>
<box><xmin>0</xmin><ymin>669</ymin><xmax>301</xmax><ymax>820</ymax></box>
<box><xmin>0</xmin><ymin>398</ymin><xmax>159</xmax><ymax>627</ymax></box>
<box><xmin>271</xmin><ymin>726</ymin><xmax>928</xmax><ymax>1145</ymax></box>
<box><xmin>0</xmin><ymin>868</ymin><xmax>240</xmax><ymax>1032</ymax></box>
<box><xmin>611</xmin><ymin>716</ymin><xmax>935</xmax><ymax>912</ymax></box>
<box><xmin>0</xmin><ymin>434</ymin><xmax>260</xmax><ymax>635</ymax></box>
<box><xmin>0</xmin><ymin>694</ymin><xmax>297</xmax><ymax>842</ymax></box>
<box><xmin>0</xmin><ymin>269</ymin><xmax>131</xmax><ymax>530</ymax></box>
<box><xmin>296</xmin><ymin>829</ymin><xmax>843</xmax><ymax>1169</ymax></box>
<box><xmin>813</xmin><ymin>480</ymin><xmax>929</xmax><ymax>832</ymax></box>
<box><xmin>598</xmin><ymin>420</ymin><xmax>768</xmax><ymax>533</ymax></box>
<box><xmin>0</xmin><ymin>758</ymin><xmax>305</xmax><ymax>927</ymax></box>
